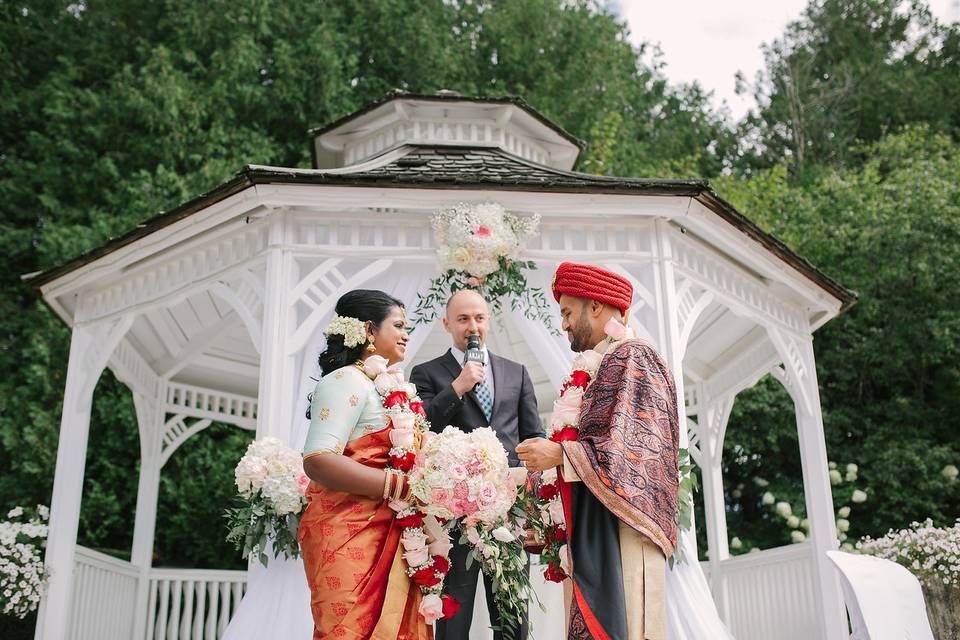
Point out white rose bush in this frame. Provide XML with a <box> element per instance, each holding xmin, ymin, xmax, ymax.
<box><xmin>1</xmin><ymin>505</ymin><xmax>49</xmax><ymax>619</ymax></box>
<box><xmin>225</xmin><ymin>437</ymin><xmax>309</xmax><ymax>565</ymax></box>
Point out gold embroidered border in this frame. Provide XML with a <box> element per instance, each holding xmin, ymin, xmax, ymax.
<box><xmin>562</xmin><ymin>441</ymin><xmax>674</xmax><ymax>557</ymax></box>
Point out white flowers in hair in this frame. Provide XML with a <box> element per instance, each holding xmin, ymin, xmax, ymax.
<box><xmin>324</xmin><ymin>315</ymin><xmax>367</xmax><ymax>348</ymax></box>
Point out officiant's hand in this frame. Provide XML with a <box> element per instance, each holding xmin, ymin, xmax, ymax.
<box><xmin>516</xmin><ymin>438</ymin><xmax>563</xmax><ymax>472</ymax></box>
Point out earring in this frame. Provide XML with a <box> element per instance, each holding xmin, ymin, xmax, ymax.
<box><xmin>366</xmin><ymin>339</ymin><xmax>377</xmax><ymax>354</ymax></box>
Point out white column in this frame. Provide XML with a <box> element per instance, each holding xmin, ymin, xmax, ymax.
<box><xmin>256</xmin><ymin>214</ymin><xmax>297</xmax><ymax>442</ymax></box>
<box><xmin>793</xmin><ymin>336</ymin><xmax>848</xmax><ymax>640</ymax></box>
<box><xmin>36</xmin><ymin>317</ymin><xmax>130</xmax><ymax>640</ymax></box>
<box><xmin>130</xmin><ymin>388</ymin><xmax>164</xmax><ymax>639</ymax></box>
<box><xmin>692</xmin><ymin>384</ymin><xmax>733</xmax><ymax>620</ymax></box>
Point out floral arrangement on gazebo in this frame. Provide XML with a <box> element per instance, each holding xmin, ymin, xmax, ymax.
<box><xmin>412</xmin><ymin>202</ymin><xmax>554</xmax><ymax>330</ymax></box>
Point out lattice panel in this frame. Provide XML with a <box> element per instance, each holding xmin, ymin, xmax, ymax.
<box><xmin>160</xmin><ymin>415</ymin><xmax>213</xmax><ymax>467</ymax></box>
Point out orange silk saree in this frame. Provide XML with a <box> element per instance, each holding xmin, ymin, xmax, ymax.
<box><xmin>298</xmin><ymin>428</ymin><xmax>431</xmax><ymax>640</ymax></box>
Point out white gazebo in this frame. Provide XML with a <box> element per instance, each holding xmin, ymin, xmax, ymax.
<box><xmin>29</xmin><ymin>92</ymin><xmax>855</xmax><ymax>640</ymax></box>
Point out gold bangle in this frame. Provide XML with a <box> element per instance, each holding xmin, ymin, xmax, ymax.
<box><xmin>383</xmin><ymin>470</ymin><xmax>394</xmax><ymax>501</ymax></box>
<box><xmin>392</xmin><ymin>472</ymin><xmax>406</xmax><ymax>503</ymax></box>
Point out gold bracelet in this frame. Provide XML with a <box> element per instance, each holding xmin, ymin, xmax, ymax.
<box><xmin>392</xmin><ymin>472</ymin><xmax>406</xmax><ymax>503</ymax></box>
<box><xmin>382</xmin><ymin>469</ymin><xmax>394</xmax><ymax>501</ymax></box>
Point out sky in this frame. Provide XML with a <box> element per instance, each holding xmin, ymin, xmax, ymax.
<box><xmin>612</xmin><ymin>0</ymin><xmax>960</xmax><ymax>120</ymax></box>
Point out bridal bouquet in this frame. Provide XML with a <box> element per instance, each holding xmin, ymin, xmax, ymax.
<box><xmin>225</xmin><ymin>437</ymin><xmax>309</xmax><ymax>566</ymax></box>
<box><xmin>0</xmin><ymin>505</ymin><xmax>49</xmax><ymax>618</ymax></box>
<box><xmin>410</xmin><ymin>426</ymin><xmax>533</xmax><ymax>634</ymax></box>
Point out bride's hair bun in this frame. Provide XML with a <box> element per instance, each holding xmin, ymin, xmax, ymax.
<box><xmin>317</xmin><ymin>289</ymin><xmax>404</xmax><ymax>377</ymax></box>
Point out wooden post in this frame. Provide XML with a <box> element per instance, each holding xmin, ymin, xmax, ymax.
<box><xmin>36</xmin><ymin>317</ymin><xmax>131</xmax><ymax>640</ymax></box>
<box><xmin>130</xmin><ymin>388</ymin><xmax>164</xmax><ymax>639</ymax></box>
<box><xmin>792</xmin><ymin>336</ymin><xmax>849</xmax><ymax>640</ymax></box>
<box><xmin>698</xmin><ymin>390</ymin><xmax>733</xmax><ymax>620</ymax></box>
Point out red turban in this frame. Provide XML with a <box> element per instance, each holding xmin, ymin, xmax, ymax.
<box><xmin>552</xmin><ymin>262</ymin><xmax>633</xmax><ymax>313</ymax></box>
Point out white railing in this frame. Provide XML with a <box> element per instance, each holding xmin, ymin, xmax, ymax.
<box><xmin>713</xmin><ymin>542</ymin><xmax>820</xmax><ymax>640</ymax></box>
<box><xmin>145</xmin><ymin>567</ymin><xmax>248</xmax><ymax>640</ymax></box>
<box><xmin>71</xmin><ymin>546</ymin><xmax>139</xmax><ymax>639</ymax></box>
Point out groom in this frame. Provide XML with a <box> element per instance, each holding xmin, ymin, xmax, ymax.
<box><xmin>410</xmin><ymin>289</ymin><xmax>543</xmax><ymax>640</ymax></box>
<box><xmin>516</xmin><ymin>262</ymin><xmax>679</xmax><ymax>640</ymax></box>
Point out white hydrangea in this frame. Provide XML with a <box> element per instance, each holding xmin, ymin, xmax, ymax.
<box><xmin>836</xmin><ymin>518</ymin><xmax>850</xmax><ymax>533</ymax></box>
<box><xmin>942</xmin><ymin>464</ymin><xmax>959</xmax><ymax>481</ymax></box>
<box><xmin>829</xmin><ymin>470</ymin><xmax>843</xmax><ymax>485</ymax></box>
<box><xmin>851</xmin><ymin>490</ymin><xmax>868</xmax><ymax>503</ymax></box>
<box><xmin>838</xmin><ymin>506</ymin><xmax>851</xmax><ymax>518</ymax></box>
<box><xmin>730</xmin><ymin>536</ymin><xmax>743</xmax><ymax>550</ymax></box>
<box><xmin>791</xmin><ymin>531</ymin><xmax>806</xmax><ymax>543</ymax></box>
<box><xmin>787</xmin><ymin>515</ymin><xmax>800</xmax><ymax>529</ymax></box>
<box><xmin>761</xmin><ymin>492</ymin><xmax>775</xmax><ymax>505</ymax></box>
<box><xmin>775</xmin><ymin>502</ymin><xmax>793</xmax><ymax>518</ymax></box>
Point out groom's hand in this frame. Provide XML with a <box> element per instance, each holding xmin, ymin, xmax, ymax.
<box><xmin>516</xmin><ymin>439</ymin><xmax>563</xmax><ymax>472</ymax></box>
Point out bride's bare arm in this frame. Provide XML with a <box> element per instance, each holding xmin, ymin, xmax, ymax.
<box><xmin>304</xmin><ymin>453</ymin><xmax>386</xmax><ymax>500</ymax></box>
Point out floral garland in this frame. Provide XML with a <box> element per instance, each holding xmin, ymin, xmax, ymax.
<box><xmin>360</xmin><ymin>355</ymin><xmax>459</xmax><ymax>623</ymax></box>
<box><xmin>530</xmin><ymin>319</ymin><xmax>697</xmax><ymax>582</ymax></box>
<box><xmin>411</xmin><ymin>202</ymin><xmax>556</xmax><ymax>333</ymax></box>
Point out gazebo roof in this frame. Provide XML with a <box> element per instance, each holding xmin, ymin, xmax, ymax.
<box><xmin>26</xmin><ymin>143</ymin><xmax>856</xmax><ymax>313</ymax></box>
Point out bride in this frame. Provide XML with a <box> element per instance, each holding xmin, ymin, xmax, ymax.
<box><xmin>223</xmin><ymin>287</ymin><xmax>734</xmax><ymax>640</ymax></box>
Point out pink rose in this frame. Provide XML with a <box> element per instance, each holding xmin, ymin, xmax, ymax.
<box><xmin>422</xmin><ymin>515</ymin><xmax>445</xmax><ymax>541</ymax></box>
<box><xmin>391</xmin><ymin>411</ymin><xmax>416</xmax><ymax>432</ymax></box>
<box><xmin>419</xmin><ymin>593</ymin><xmax>444</xmax><ymax>623</ymax></box>
<box><xmin>550</xmin><ymin>387</ymin><xmax>583</xmax><ymax>430</ymax></box>
<box><xmin>572</xmin><ymin>350</ymin><xmax>603</xmax><ymax>372</ymax></box>
<box><xmin>432</xmin><ymin>487</ymin><xmax>451</xmax><ymax>506</ymax></box>
<box><xmin>401</xmin><ymin>535</ymin><xmax>427</xmax><ymax>552</ymax></box>
<box><xmin>548</xmin><ymin>499</ymin><xmax>566</xmax><ymax>526</ymax></box>
<box><xmin>449</xmin><ymin>464</ymin><xmax>468</xmax><ymax>480</ymax></box>
<box><xmin>559</xmin><ymin>544</ymin><xmax>571</xmax><ymax>575</ymax></box>
<box><xmin>404</xmin><ymin>546</ymin><xmax>430</xmax><ymax>567</ymax></box>
<box><xmin>362</xmin><ymin>355</ymin><xmax>389</xmax><ymax>378</ymax></box>
<box><xmin>478</xmin><ymin>481</ymin><xmax>498</xmax><ymax>505</ymax></box>
<box><xmin>374</xmin><ymin>370</ymin><xmax>405</xmax><ymax>395</ymax></box>
<box><xmin>389</xmin><ymin>429</ymin><xmax>416</xmax><ymax>448</ymax></box>
<box><xmin>603</xmin><ymin>317</ymin><xmax>627</xmax><ymax>341</ymax></box>
<box><xmin>475</xmin><ymin>224</ymin><xmax>492</xmax><ymax>237</ymax></box>
<box><xmin>296</xmin><ymin>473</ymin><xmax>310</xmax><ymax>495</ymax></box>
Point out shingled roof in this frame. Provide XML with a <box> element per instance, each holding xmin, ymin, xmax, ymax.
<box><xmin>26</xmin><ymin>143</ymin><xmax>856</xmax><ymax>312</ymax></box>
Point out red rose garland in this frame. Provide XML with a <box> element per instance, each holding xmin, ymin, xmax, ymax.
<box><xmin>361</xmin><ymin>357</ymin><xmax>458</xmax><ymax>622</ymax></box>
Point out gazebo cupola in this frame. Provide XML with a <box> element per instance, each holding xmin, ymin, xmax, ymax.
<box><xmin>310</xmin><ymin>92</ymin><xmax>584</xmax><ymax>170</ymax></box>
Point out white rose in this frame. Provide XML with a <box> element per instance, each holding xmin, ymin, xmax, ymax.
<box><xmin>790</xmin><ymin>531</ymin><xmax>806</xmax><ymax>543</ymax></box>
<box><xmin>851</xmin><ymin>490</ymin><xmax>867</xmax><ymax>503</ymax></box>
<box><xmin>465</xmin><ymin>527</ymin><xmax>481</xmax><ymax>546</ymax></box>
<box><xmin>838</xmin><ymin>506</ymin><xmax>851</xmax><ymax>518</ymax></box>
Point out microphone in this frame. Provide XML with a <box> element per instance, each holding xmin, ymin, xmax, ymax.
<box><xmin>464</xmin><ymin>334</ymin><xmax>485</xmax><ymax>390</ymax></box>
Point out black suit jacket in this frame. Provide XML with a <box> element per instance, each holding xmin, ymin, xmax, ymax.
<box><xmin>409</xmin><ymin>349</ymin><xmax>544</xmax><ymax>466</ymax></box>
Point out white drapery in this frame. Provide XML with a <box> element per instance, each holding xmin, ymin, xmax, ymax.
<box><xmin>224</xmin><ymin>260</ymin><xmax>733</xmax><ymax>640</ymax></box>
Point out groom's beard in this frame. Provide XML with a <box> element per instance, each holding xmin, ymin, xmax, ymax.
<box><xmin>569</xmin><ymin>309</ymin><xmax>593</xmax><ymax>352</ymax></box>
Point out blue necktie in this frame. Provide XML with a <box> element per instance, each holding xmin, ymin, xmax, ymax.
<box><xmin>475</xmin><ymin>377</ymin><xmax>494</xmax><ymax>422</ymax></box>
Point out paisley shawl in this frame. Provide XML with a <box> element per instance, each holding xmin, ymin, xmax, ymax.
<box><xmin>561</xmin><ymin>338</ymin><xmax>680</xmax><ymax>556</ymax></box>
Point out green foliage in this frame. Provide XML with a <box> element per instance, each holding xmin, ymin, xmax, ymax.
<box><xmin>715</xmin><ymin>126</ymin><xmax>960</xmax><ymax>550</ymax></box>
<box><xmin>1</xmin><ymin>0</ymin><xmax>958</xmax><ymax>589</ymax></box>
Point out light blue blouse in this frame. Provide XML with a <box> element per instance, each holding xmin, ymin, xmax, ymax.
<box><xmin>302</xmin><ymin>365</ymin><xmax>388</xmax><ymax>457</ymax></box>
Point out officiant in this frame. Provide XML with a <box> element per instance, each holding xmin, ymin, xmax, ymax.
<box><xmin>410</xmin><ymin>289</ymin><xmax>544</xmax><ymax>640</ymax></box>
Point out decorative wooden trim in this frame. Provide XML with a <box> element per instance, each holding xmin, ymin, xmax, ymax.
<box><xmin>163</xmin><ymin>381</ymin><xmax>257</xmax><ymax>431</ymax></box>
